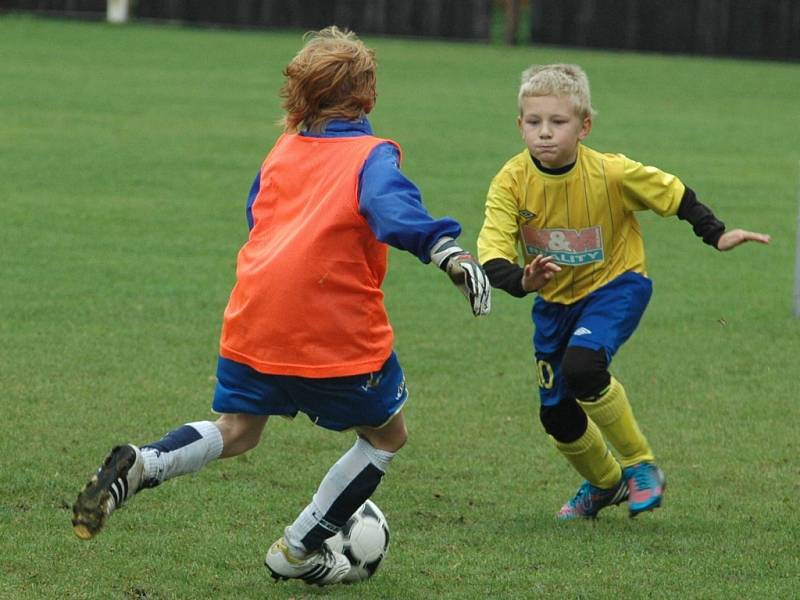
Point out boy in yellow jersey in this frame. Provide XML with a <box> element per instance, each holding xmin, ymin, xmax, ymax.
<box><xmin>478</xmin><ymin>64</ymin><xmax>769</xmax><ymax>519</ymax></box>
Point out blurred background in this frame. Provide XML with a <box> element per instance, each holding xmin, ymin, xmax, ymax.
<box><xmin>4</xmin><ymin>0</ymin><xmax>799</xmax><ymax>61</ymax></box>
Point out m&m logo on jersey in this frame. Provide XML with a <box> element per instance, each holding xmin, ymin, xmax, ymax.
<box><xmin>521</xmin><ymin>225</ymin><xmax>604</xmax><ymax>265</ymax></box>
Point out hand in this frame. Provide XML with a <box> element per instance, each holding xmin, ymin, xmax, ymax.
<box><xmin>430</xmin><ymin>237</ymin><xmax>491</xmax><ymax>316</ymax></box>
<box><xmin>522</xmin><ymin>254</ymin><xmax>561</xmax><ymax>292</ymax></box>
<box><xmin>716</xmin><ymin>229</ymin><xmax>771</xmax><ymax>251</ymax></box>
<box><xmin>445</xmin><ymin>253</ymin><xmax>492</xmax><ymax>316</ymax></box>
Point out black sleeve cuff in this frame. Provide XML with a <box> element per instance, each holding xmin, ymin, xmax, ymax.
<box><xmin>677</xmin><ymin>187</ymin><xmax>726</xmax><ymax>249</ymax></box>
<box><xmin>483</xmin><ymin>258</ymin><xmax>528</xmax><ymax>298</ymax></box>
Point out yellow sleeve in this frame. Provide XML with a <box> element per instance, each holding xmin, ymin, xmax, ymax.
<box><xmin>477</xmin><ymin>170</ymin><xmax>522</xmax><ymax>264</ymax></box>
<box><xmin>621</xmin><ymin>156</ymin><xmax>685</xmax><ymax>217</ymax></box>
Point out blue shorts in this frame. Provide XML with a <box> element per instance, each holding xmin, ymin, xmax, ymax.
<box><xmin>212</xmin><ymin>352</ymin><xmax>408</xmax><ymax>432</ymax></box>
<box><xmin>532</xmin><ymin>272</ymin><xmax>652</xmax><ymax>407</ymax></box>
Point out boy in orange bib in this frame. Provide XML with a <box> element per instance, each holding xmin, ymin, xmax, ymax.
<box><xmin>72</xmin><ymin>27</ymin><xmax>490</xmax><ymax>587</ymax></box>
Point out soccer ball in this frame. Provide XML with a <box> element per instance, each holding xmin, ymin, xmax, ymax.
<box><xmin>326</xmin><ymin>499</ymin><xmax>390</xmax><ymax>582</ymax></box>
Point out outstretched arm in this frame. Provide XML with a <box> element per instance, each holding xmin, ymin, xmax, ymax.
<box><xmin>358</xmin><ymin>143</ymin><xmax>461</xmax><ymax>259</ymax></box>
<box><xmin>357</xmin><ymin>143</ymin><xmax>490</xmax><ymax>316</ymax></box>
<box><xmin>716</xmin><ymin>229</ymin><xmax>771</xmax><ymax>251</ymax></box>
<box><xmin>677</xmin><ymin>187</ymin><xmax>770</xmax><ymax>250</ymax></box>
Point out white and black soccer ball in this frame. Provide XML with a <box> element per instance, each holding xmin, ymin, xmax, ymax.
<box><xmin>327</xmin><ymin>499</ymin><xmax>390</xmax><ymax>582</ymax></box>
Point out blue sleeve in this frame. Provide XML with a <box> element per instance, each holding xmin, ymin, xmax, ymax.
<box><xmin>245</xmin><ymin>172</ymin><xmax>260</xmax><ymax>230</ymax></box>
<box><xmin>358</xmin><ymin>143</ymin><xmax>462</xmax><ymax>263</ymax></box>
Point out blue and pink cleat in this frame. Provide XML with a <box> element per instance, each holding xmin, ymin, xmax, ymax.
<box><xmin>623</xmin><ymin>462</ymin><xmax>666</xmax><ymax>516</ymax></box>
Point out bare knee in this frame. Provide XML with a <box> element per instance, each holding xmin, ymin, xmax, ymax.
<box><xmin>363</xmin><ymin>430</ymin><xmax>407</xmax><ymax>453</ymax></box>
<box><xmin>358</xmin><ymin>413</ymin><xmax>408</xmax><ymax>453</ymax></box>
<box><xmin>380</xmin><ymin>423</ymin><xmax>408</xmax><ymax>453</ymax></box>
<box><xmin>215</xmin><ymin>413</ymin><xmax>268</xmax><ymax>458</ymax></box>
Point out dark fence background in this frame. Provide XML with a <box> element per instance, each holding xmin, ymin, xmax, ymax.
<box><xmin>3</xmin><ymin>0</ymin><xmax>798</xmax><ymax>60</ymax></box>
<box><xmin>2</xmin><ymin>0</ymin><xmax>493</xmax><ymax>39</ymax></box>
<box><xmin>530</xmin><ymin>0</ymin><xmax>800</xmax><ymax>61</ymax></box>
<box><xmin>3</xmin><ymin>0</ymin><xmax>106</xmax><ymax>14</ymax></box>
<box><xmin>139</xmin><ymin>0</ymin><xmax>491</xmax><ymax>39</ymax></box>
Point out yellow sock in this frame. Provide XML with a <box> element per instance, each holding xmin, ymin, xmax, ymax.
<box><xmin>553</xmin><ymin>418</ymin><xmax>621</xmax><ymax>489</ymax></box>
<box><xmin>578</xmin><ymin>377</ymin><xmax>654</xmax><ymax>468</ymax></box>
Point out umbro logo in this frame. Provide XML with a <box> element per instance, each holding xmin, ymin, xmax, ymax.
<box><xmin>574</xmin><ymin>327</ymin><xmax>592</xmax><ymax>336</ymax></box>
<box><xmin>518</xmin><ymin>209</ymin><xmax>537</xmax><ymax>220</ymax></box>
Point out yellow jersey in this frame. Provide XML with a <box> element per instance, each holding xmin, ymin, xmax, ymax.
<box><xmin>478</xmin><ymin>144</ymin><xmax>685</xmax><ymax>304</ymax></box>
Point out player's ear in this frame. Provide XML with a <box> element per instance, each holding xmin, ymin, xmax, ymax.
<box><xmin>578</xmin><ymin>116</ymin><xmax>592</xmax><ymax>140</ymax></box>
<box><xmin>517</xmin><ymin>115</ymin><xmax>523</xmax><ymax>135</ymax></box>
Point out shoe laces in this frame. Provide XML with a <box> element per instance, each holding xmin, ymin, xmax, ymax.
<box><xmin>629</xmin><ymin>464</ymin><xmax>655</xmax><ymax>489</ymax></box>
<box><xmin>317</xmin><ymin>543</ymin><xmax>337</xmax><ymax>566</ymax></box>
<box><xmin>572</xmin><ymin>481</ymin><xmax>594</xmax><ymax>509</ymax></box>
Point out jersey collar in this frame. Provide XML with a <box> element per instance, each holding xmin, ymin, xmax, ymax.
<box><xmin>299</xmin><ymin>118</ymin><xmax>373</xmax><ymax>138</ymax></box>
<box><xmin>529</xmin><ymin>144</ymin><xmax>582</xmax><ymax>177</ymax></box>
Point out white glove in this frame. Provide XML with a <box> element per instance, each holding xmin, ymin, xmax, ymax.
<box><xmin>430</xmin><ymin>237</ymin><xmax>491</xmax><ymax>317</ymax></box>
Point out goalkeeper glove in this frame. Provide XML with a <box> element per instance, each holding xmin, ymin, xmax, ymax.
<box><xmin>429</xmin><ymin>237</ymin><xmax>491</xmax><ymax>316</ymax></box>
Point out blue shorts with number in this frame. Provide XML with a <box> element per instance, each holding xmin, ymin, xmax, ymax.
<box><xmin>212</xmin><ymin>352</ymin><xmax>408</xmax><ymax>432</ymax></box>
<box><xmin>532</xmin><ymin>272</ymin><xmax>652</xmax><ymax>407</ymax></box>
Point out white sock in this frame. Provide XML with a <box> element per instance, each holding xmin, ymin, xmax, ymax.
<box><xmin>140</xmin><ymin>421</ymin><xmax>224</xmax><ymax>484</ymax></box>
<box><xmin>285</xmin><ymin>437</ymin><xmax>395</xmax><ymax>555</ymax></box>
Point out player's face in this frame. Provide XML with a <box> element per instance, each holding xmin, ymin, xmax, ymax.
<box><xmin>518</xmin><ymin>95</ymin><xmax>591</xmax><ymax>169</ymax></box>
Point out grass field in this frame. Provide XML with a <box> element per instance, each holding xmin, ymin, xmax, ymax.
<box><xmin>2</xmin><ymin>13</ymin><xmax>799</xmax><ymax>600</ymax></box>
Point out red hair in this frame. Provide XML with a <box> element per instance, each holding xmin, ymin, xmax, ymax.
<box><xmin>280</xmin><ymin>26</ymin><xmax>377</xmax><ymax>133</ymax></box>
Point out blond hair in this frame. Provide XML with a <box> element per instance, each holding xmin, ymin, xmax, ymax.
<box><xmin>518</xmin><ymin>64</ymin><xmax>596</xmax><ymax>120</ymax></box>
<box><xmin>280</xmin><ymin>26</ymin><xmax>377</xmax><ymax>133</ymax></box>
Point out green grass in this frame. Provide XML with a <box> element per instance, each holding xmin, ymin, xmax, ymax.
<box><xmin>2</xmin><ymin>14</ymin><xmax>800</xmax><ymax>600</ymax></box>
